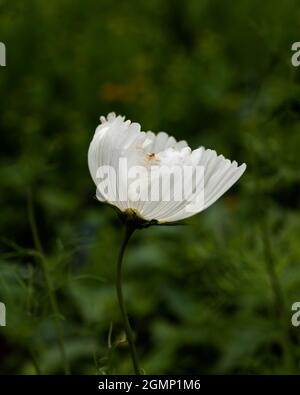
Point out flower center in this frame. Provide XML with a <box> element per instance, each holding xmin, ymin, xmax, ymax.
<box><xmin>147</xmin><ymin>152</ymin><xmax>156</xmax><ymax>160</ymax></box>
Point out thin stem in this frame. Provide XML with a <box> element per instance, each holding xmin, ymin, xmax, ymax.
<box><xmin>260</xmin><ymin>219</ymin><xmax>284</xmax><ymax>314</ymax></box>
<box><xmin>116</xmin><ymin>225</ymin><xmax>141</xmax><ymax>375</ymax></box>
<box><xmin>254</xmin><ymin>174</ymin><xmax>295</xmax><ymax>372</ymax></box>
<box><xmin>27</xmin><ymin>189</ymin><xmax>70</xmax><ymax>375</ymax></box>
<box><xmin>259</xmin><ymin>216</ymin><xmax>295</xmax><ymax>372</ymax></box>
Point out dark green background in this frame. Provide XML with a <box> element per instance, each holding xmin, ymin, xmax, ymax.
<box><xmin>1</xmin><ymin>0</ymin><xmax>300</xmax><ymax>374</ymax></box>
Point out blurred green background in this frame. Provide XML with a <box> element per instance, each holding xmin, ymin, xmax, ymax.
<box><xmin>1</xmin><ymin>0</ymin><xmax>300</xmax><ymax>374</ymax></box>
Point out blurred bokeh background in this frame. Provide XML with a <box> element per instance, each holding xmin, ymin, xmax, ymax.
<box><xmin>1</xmin><ymin>0</ymin><xmax>300</xmax><ymax>374</ymax></box>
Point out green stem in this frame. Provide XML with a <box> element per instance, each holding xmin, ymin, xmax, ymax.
<box><xmin>116</xmin><ymin>225</ymin><xmax>141</xmax><ymax>375</ymax></box>
<box><xmin>27</xmin><ymin>190</ymin><xmax>70</xmax><ymax>375</ymax></box>
<box><xmin>260</xmin><ymin>217</ymin><xmax>295</xmax><ymax>372</ymax></box>
<box><xmin>260</xmin><ymin>219</ymin><xmax>284</xmax><ymax>314</ymax></box>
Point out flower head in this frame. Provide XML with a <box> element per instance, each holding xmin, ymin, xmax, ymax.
<box><xmin>88</xmin><ymin>113</ymin><xmax>246</xmax><ymax>225</ymax></box>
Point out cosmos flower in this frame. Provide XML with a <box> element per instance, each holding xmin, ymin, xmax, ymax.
<box><xmin>88</xmin><ymin>113</ymin><xmax>246</xmax><ymax>225</ymax></box>
<box><xmin>88</xmin><ymin>113</ymin><xmax>246</xmax><ymax>375</ymax></box>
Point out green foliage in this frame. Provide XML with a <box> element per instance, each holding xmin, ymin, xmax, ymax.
<box><xmin>1</xmin><ymin>0</ymin><xmax>300</xmax><ymax>374</ymax></box>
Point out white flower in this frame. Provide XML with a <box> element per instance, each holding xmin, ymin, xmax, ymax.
<box><xmin>88</xmin><ymin>113</ymin><xmax>246</xmax><ymax>224</ymax></box>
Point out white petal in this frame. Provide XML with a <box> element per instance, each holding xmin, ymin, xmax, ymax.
<box><xmin>145</xmin><ymin>131</ymin><xmax>187</xmax><ymax>153</ymax></box>
<box><xmin>88</xmin><ymin>113</ymin><xmax>246</xmax><ymax>223</ymax></box>
<box><xmin>160</xmin><ymin>161</ymin><xmax>246</xmax><ymax>222</ymax></box>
